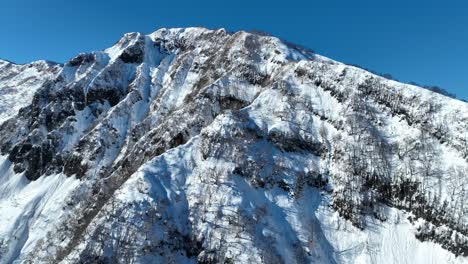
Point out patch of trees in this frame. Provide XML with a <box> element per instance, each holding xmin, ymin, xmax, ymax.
<box><xmin>331</xmin><ymin>90</ymin><xmax>392</xmax><ymax>228</ymax></box>
<box><xmin>326</xmin><ymin>86</ymin><xmax>468</xmax><ymax>256</ymax></box>
<box><xmin>347</xmin><ymin>64</ymin><xmax>398</xmax><ymax>82</ymax></box>
<box><xmin>409</xmin><ymin>82</ymin><xmax>457</xmax><ymax>99</ymax></box>
<box><xmin>348</xmin><ymin>63</ymin><xmax>460</xmax><ymax>100</ymax></box>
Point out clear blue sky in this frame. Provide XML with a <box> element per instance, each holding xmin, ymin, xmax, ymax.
<box><xmin>1</xmin><ymin>0</ymin><xmax>467</xmax><ymax>99</ymax></box>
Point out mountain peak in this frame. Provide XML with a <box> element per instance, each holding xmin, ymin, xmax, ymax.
<box><xmin>0</xmin><ymin>27</ymin><xmax>467</xmax><ymax>263</ymax></box>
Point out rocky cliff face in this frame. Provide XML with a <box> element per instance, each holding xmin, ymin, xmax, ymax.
<box><xmin>0</xmin><ymin>59</ymin><xmax>61</xmax><ymax>123</ymax></box>
<box><xmin>0</xmin><ymin>27</ymin><xmax>467</xmax><ymax>264</ymax></box>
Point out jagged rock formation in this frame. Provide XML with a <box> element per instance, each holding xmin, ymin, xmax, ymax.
<box><xmin>0</xmin><ymin>59</ymin><xmax>61</xmax><ymax>123</ymax></box>
<box><xmin>0</xmin><ymin>27</ymin><xmax>467</xmax><ymax>264</ymax></box>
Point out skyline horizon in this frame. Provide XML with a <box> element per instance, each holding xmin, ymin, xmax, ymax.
<box><xmin>2</xmin><ymin>0</ymin><xmax>467</xmax><ymax>100</ymax></box>
<box><xmin>1</xmin><ymin>26</ymin><xmax>463</xmax><ymax>101</ymax></box>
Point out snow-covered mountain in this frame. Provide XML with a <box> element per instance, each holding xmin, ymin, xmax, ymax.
<box><xmin>0</xmin><ymin>59</ymin><xmax>61</xmax><ymax>123</ymax></box>
<box><xmin>0</xmin><ymin>27</ymin><xmax>467</xmax><ymax>264</ymax></box>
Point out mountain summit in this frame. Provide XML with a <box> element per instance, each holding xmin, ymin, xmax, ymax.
<box><xmin>0</xmin><ymin>27</ymin><xmax>467</xmax><ymax>264</ymax></box>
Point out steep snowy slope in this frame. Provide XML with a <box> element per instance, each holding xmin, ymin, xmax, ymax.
<box><xmin>0</xmin><ymin>60</ymin><xmax>61</xmax><ymax>123</ymax></box>
<box><xmin>0</xmin><ymin>27</ymin><xmax>467</xmax><ymax>264</ymax></box>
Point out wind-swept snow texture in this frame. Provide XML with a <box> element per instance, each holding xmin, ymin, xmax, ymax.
<box><xmin>0</xmin><ymin>27</ymin><xmax>467</xmax><ymax>264</ymax></box>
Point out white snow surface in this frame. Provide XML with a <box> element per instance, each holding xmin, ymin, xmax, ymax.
<box><xmin>0</xmin><ymin>155</ymin><xmax>79</xmax><ymax>264</ymax></box>
<box><xmin>0</xmin><ymin>60</ymin><xmax>61</xmax><ymax>123</ymax></box>
<box><xmin>0</xmin><ymin>27</ymin><xmax>467</xmax><ymax>263</ymax></box>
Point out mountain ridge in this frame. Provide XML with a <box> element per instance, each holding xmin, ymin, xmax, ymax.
<box><xmin>0</xmin><ymin>27</ymin><xmax>467</xmax><ymax>264</ymax></box>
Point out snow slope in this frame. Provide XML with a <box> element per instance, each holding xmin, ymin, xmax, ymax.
<box><xmin>0</xmin><ymin>60</ymin><xmax>61</xmax><ymax>123</ymax></box>
<box><xmin>0</xmin><ymin>27</ymin><xmax>467</xmax><ymax>263</ymax></box>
